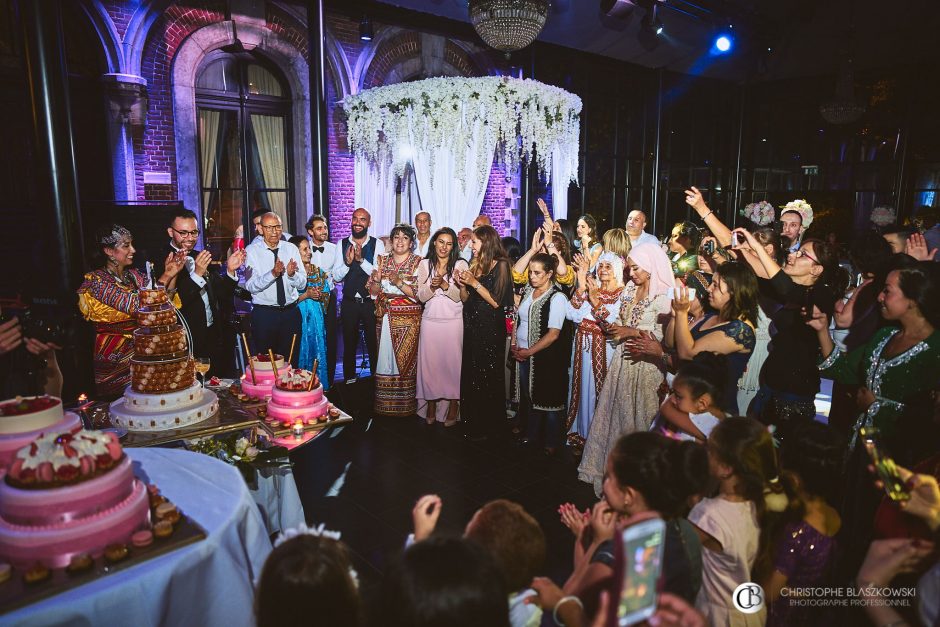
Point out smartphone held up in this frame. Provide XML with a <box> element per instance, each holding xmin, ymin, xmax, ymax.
<box><xmin>610</xmin><ymin>517</ymin><xmax>666</xmax><ymax>626</ymax></box>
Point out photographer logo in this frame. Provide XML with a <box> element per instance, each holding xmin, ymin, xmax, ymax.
<box><xmin>732</xmin><ymin>583</ymin><xmax>764</xmax><ymax>614</ymax></box>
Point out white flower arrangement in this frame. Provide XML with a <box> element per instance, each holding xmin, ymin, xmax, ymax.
<box><xmin>741</xmin><ymin>201</ymin><xmax>775</xmax><ymax>226</ymax></box>
<box><xmin>870</xmin><ymin>206</ymin><xmax>897</xmax><ymax>227</ymax></box>
<box><xmin>342</xmin><ymin>76</ymin><xmax>582</xmax><ymax>193</ymax></box>
<box><xmin>780</xmin><ymin>199</ymin><xmax>814</xmax><ymax>230</ymax></box>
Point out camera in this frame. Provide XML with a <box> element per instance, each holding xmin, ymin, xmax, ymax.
<box><xmin>701</xmin><ymin>240</ymin><xmax>715</xmax><ymax>256</ymax></box>
<box><xmin>0</xmin><ymin>295</ymin><xmax>79</xmax><ymax>348</ymax></box>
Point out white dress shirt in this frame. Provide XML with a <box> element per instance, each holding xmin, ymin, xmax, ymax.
<box><xmin>171</xmin><ymin>242</ymin><xmax>213</xmax><ymax>326</ymax></box>
<box><xmin>332</xmin><ymin>236</ymin><xmax>386</xmax><ymax>283</ymax></box>
<box><xmin>414</xmin><ymin>235</ymin><xmax>431</xmax><ymax>258</ymax></box>
<box><xmin>308</xmin><ymin>239</ymin><xmax>338</xmax><ymax>290</ymax></box>
<box><xmin>631</xmin><ymin>231</ymin><xmax>662</xmax><ymax>248</ymax></box>
<box><xmin>459</xmin><ymin>244</ymin><xmax>473</xmax><ymax>262</ymax></box>
<box><xmin>245</xmin><ymin>239</ymin><xmax>307</xmax><ymax>306</ymax></box>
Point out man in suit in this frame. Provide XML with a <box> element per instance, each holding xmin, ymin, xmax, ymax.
<box><xmin>306</xmin><ymin>215</ymin><xmax>338</xmax><ymax>383</ymax></box>
<box><xmin>155</xmin><ymin>208</ymin><xmax>244</xmax><ymax>377</ymax></box>
<box><xmin>332</xmin><ymin>207</ymin><xmax>385</xmax><ymax>381</ymax></box>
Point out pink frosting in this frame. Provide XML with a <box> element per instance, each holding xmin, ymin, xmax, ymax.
<box><xmin>270</xmin><ymin>386</ymin><xmax>324</xmax><ymax>408</ymax></box>
<box><xmin>0</xmin><ymin>478</ymin><xmax>150</xmax><ymax>569</ymax></box>
<box><xmin>0</xmin><ymin>412</ymin><xmax>82</xmax><ymax>469</ymax></box>
<box><xmin>0</xmin><ymin>456</ymin><xmax>135</xmax><ymax>526</ymax></box>
<box><xmin>267</xmin><ymin>398</ymin><xmax>330</xmax><ymax>425</ymax></box>
<box><xmin>241</xmin><ymin>379</ymin><xmax>274</xmax><ymax>400</ymax></box>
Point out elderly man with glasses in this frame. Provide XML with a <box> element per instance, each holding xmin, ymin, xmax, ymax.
<box><xmin>244</xmin><ymin>212</ymin><xmax>306</xmax><ymax>367</ymax></box>
<box><xmin>152</xmin><ymin>208</ymin><xmax>244</xmax><ymax>377</ymax></box>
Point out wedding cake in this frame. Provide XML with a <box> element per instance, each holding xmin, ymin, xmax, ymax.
<box><xmin>0</xmin><ymin>396</ymin><xmax>82</xmax><ymax>467</ymax></box>
<box><xmin>0</xmin><ymin>430</ymin><xmax>151</xmax><ymax>568</ymax></box>
<box><xmin>267</xmin><ymin>369</ymin><xmax>330</xmax><ymax>427</ymax></box>
<box><xmin>241</xmin><ymin>353</ymin><xmax>285</xmax><ymax>400</ymax></box>
<box><xmin>109</xmin><ymin>287</ymin><xmax>218</xmax><ymax>431</ymax></box>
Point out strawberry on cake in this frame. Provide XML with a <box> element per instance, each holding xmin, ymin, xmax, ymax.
<box><xmin>0</xmin><ymin>430</ymin><xmax>151</xmax><ymax>569</ymax></box>
<box><xmin>267</xmin><ymin>369</ymin><xmax>329</xmax><ymax>427</ymax></box>
<box><xmin>0</xmin><ymin>396</ymin><xmax>82</xmax><ymax>468</ymax></box>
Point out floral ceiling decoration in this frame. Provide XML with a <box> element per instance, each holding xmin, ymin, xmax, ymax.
<box><xmin>342</xmin><ymin>76</ymin><xmax>582</xmax><ymax>193</ymax></box>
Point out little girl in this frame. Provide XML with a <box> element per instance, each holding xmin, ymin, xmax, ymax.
<box><xmin>764</xmin><ymin>422</ymin><xmax>842</xmax><ymax>626</ymax></box>
<box><xmin>653</xmin><ymin>353</ymin><xmax>727</xmax><ymax>442</ymax></box>
<box><xmin>689</xmin><ymin>416</ymin><xmax>778</xmax><ymax>626</ymax></box>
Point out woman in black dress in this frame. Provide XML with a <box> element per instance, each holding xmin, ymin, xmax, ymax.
<box><xmin>457</xmin><ymin>225</ymin><xmax>512</xmax><ymax>441</ymax></box>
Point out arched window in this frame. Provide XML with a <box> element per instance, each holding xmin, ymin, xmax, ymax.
<box><xmin>196</xmin><ymin>51</ymin><xmax>291</xmax><ymax>257</ymax></box>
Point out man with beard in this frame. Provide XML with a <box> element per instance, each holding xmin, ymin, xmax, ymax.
<box><xmin>333</xmin><ymin>207</ymin><xmax>385</xmax><ymax>381</ymax></box>
<box><xmin>154</xmin><ymin>208</ymin><xmax>244</xmax><ymax>376</ymax></box>
<box><xmin>306</xmin><ymin>214</ymin><xmax>338</xmax><ymax>383</ymax></box>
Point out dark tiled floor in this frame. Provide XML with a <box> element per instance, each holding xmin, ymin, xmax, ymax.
<box><xmin>289</xmin><ymin>377</ymin><xmax>598</xmax><ymax>589</ymax></box>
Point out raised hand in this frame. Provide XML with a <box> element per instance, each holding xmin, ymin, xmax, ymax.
<box><xmin>226</xmin><ymin>249</ymin><xmax>246</xmax><ymax>274</ymax></box>
<box><xmin>194</xmin><ymin>250</ymin><xmax>212</xmax><ymax>276</ymax></box>
<box><xmin>558</xmin><ymin>502</ymin><xmax>590</xmax><ymax>538</ymax></box>
<box><xmin>353</xmin><ymin>243</ymin><xmax>363</xmax><ymax>262</ymax></box>
<box><xmin>344</xmin><ymin>244</ymin><xmax>356</xmax><ymax>265</ymax></box>
<box><xmin>684</xmin><ymin>186</ymin><xmax>707</xmax><ymax>213</ymax></box>
<box><xmin>588</xmin><ymin>500</ymin><xmax>617</xmax><ymax>544</ymax></box>
<box><xmin>731</xmin><ymin>227</ymin><xmax>758</xmax><ymax>249</ymax></box>
<box><xmin>905</xmin><ymin>232</ymin><xmax>938</xmax><ymax>261</ymax></box>
<box><xmin>804</xmin><ymin>305</ymin><xmax>828</xmax><ymax>332</ymax></box>
<box><xmin>163</xmin><ymin>251</ymin><xmax>186</xmax><ymax>278</ymax></box>
<box><xmin>894</xmin><ymin>466</ymin><xmax>940</xmax><ymax>530</ymax></box>
<box><xmin>286</xmin><ymin>259</ymin><xmax>298</xmax><ymax>277</ymax></box>
<box><xmin>272</xmin><ymin>259</ymin><xmax>285</xmax><ymax>277</ymax></box>
<box><xmin>412</xmin><ymin>494</ymin><xmax>442</xmax><ymax>542</ymax></box>
<box><xmin>671</xmin><ymin>286</ymin><xmax>691</xmax><ymax>315</ymax></box>
<box><xmin>536</xmin><ymin>198</ymin><xmax>552</xmax><ymax>226</ymax></box>
<box><xmin>530</xmin><ymin>228</ymin><xmax>544</xmax><ymax>252</ymax></box>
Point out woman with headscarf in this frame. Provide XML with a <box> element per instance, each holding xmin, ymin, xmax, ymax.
<box><xmin>577</xmin><ymin>242</ymin><xmax>675</xmax><ymax>495</ymax></box>
<box><xmin>565</xmin><ymin>251</ymin><xmax>627</xmax><ymax>451</ymax></box>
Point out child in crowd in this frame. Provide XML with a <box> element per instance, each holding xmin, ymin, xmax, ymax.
<box><xmin>763</xmin><ymin>422</ymin><xmax>843</xmax><ymax>626</ymax></box>
<box><xmin>254</xmin><ymin>527</ymin><xmax>360</xmax><ymax>627</ymax></box>
<box><xmin>411</xmin><ymin>496</ymin><xmax>546</xmax><ymax>627</ymax></box>
<box><xmin>689</xmin><ymin>416</ymin><xmax>778</xmax><ymax>626</ymax></box>
<box><xmin>653</xmin><ymin>353</ymin><xmax>728</xmax><ymax>442</ymax></box>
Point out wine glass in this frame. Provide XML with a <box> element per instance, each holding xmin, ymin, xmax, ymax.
<box><xmin>195</xmin><ymin>357</ymin><xmax>211</xmax><ymax>388</ymax></box>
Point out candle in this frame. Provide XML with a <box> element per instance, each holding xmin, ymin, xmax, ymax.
<box><xmin>78</xmin><ymin>393</ymin><xmax>88</xmax><ymax>402</ymax></box>
<box><xmin>292</xmin><ymin>420</ymin><xmax>304</xmax><ymax>438</ymax></box>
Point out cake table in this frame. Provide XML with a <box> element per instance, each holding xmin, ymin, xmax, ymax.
<box><xmin>1</xmin><ymin>448</ymin><xmax>272</xmax><ymax>627</ymax></box>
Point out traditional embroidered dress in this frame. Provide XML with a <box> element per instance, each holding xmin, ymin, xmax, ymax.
<box><xmin>564</xmin><ymin>286</ymin><xmax>625</xmax><ymax>447</ymax></box>
<box><xmin>510</xmin><ymin>285</ymin><xmax>569</xmax><ymax>411</ymax></box>
<box><xmin>298</xmin><ymin>264</ymin><xmax>330</xmax><ymax>390</ymax></box>
<box><xmin>369</xmin><ymin>253</ymin><xmax>422</xmax><ymax>416</ymax></box>
<box><xmin>77</xmin><ymin>269</ymin><xmax>179</xmax><ymax>398</ymax></box>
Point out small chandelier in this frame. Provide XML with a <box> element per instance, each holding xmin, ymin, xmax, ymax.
<box><xmin>820</xmin><ymin>58</ymin><xmax>866</xmax><ymax>125</ymax></box>
<box><xmin>468</xmin><ymin>0</ymin><xmax>550</xmax><ymax>56</ymax></box>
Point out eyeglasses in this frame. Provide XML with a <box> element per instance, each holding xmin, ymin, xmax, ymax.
<box><xmin>261</xmin><ymin>225</ymin><xmax>283</xmax><ymax>231</ymax></box>
<box><xmin>171</xmin><ymin>227</ymin><xmax>200</xmax><ymax>237</ymax></box>
<box><xmin>794</xmin><ymin>248</ymin><xmax>819</xmax><ymax>264</ymax></box>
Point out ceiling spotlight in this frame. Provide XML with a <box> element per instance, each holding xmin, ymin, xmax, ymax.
<box><xmin>713</xmin><ymin>34</ymin><xmax>732</xmax><ymax>53</ymax></box>
<box><xmin>641</xmin><ymin>3</ymin><xmax>664</xmax><ymax>36</ymax></box>
<box><xmin>359</xmin><ymin>16</ymin><xmax>374</xmax><ymax>41</ymax></box>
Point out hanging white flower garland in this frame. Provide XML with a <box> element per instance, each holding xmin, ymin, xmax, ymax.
<box><xmin>342</xmin><ymin>76</ymin><xmax>582</xmax><ymax>192</ymax></box>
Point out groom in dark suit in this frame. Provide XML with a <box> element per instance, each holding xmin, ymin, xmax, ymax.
<box><xmin>153</xmin><ymin>209</ymin><xmax>244</xmax><ymax>377</ymax></box>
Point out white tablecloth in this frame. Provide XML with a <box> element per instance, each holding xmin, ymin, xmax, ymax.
<box><xmin>2</xmin><ymin>448</ymin><xmax>273</xmax><ymax>627</ymax></box>
<box><xmin>249</xmin><ymin>466</ymin><xmax>305</xmax><ymax>535</ymax></box>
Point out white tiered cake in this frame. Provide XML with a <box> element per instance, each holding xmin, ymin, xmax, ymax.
<box><xmin>109</xmin><ymin>287</ymin><xmax>218</xmax><ymax>431</ymax></box>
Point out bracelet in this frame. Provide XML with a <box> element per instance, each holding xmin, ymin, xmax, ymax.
<box><xmin>552</xmin><ymin>596</ymin><xmax>584</xmax><ymax>626</ymax></box>
<box><xmin>700</xmin><ymin>211</ymin><xmax>713</xmax><ymax>220</ymax></box>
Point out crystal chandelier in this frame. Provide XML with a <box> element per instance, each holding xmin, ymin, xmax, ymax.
<box><xmin>819</xmin><ymin>58</ymin><xmax>866</xmax><ymax>125</ymax></box>
<box><xmin>468</xmin><ymin>0</ymin><xmax>550</xmax><ymax>56</ymax></box>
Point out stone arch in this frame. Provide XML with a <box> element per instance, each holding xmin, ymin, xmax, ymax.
<box><xmin>171</xmin><ymin>20</ymin><xmax>313</xmax><ymax>237</ymax></box>
<box><xmin>79</xmin><ymin>1</ymin><xmax>124</xmax><ymax>73</ymax></box>
<box><xmin>123</xmin><ymin>0</ymin><xmax>171</xmax><ymax>78</ymax></box>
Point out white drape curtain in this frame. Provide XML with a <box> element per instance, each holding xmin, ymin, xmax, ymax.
<box><xmin>198</xmin><ymin>109</ymin><xmax>221</xmax><ymax>216</ymax></box>
<box><xmin>251</xmin><ymin>114</ymin><xmax>288</xmax><ymax>226</ymax></box>
<box><xmin>551</xmin><ymin>144</ymin><xmax>572</xmax><ymax>220</ymax></box>
<box><xmin>409</xmin><ymin>120</ymin><xmax>496</xmax><ymax>232</ymax></box>
<box><xmin>354</xmin><ymin>154</ymin><xmax>398</xmax><ymax>239</ymax></box>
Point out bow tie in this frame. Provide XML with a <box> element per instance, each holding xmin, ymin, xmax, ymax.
<box><xmin>312</xmin><ymin>245</ymin><xmax>325</xmax><ymax>253</ymax></box>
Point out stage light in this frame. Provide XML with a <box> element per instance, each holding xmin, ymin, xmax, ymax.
<box><xmin>641</xmin><ymin>4</ymin><xmax>664</xmax><ymax>37</ymax></box>
<box><xmin>714</xmin><ymin>34</ymin><xmax>732</xmax><ymax>52</ymax></box>
<box><xmin>359</xmin><ymin>17</ymin><xmax>374</xmax><ymax>41</ymax></box>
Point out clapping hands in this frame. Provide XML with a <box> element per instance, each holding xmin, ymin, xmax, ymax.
<box><xmin>905</xmin><ymin>232</ymin><xmax>938</xmax><ymax>262</ymax></box>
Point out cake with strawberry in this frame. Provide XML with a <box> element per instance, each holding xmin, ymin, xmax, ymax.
<box><xmin>0</xmin><ymin>396</ymin><xmax>82</xmax><ymax>467</ymax></box>
<box><xmin>241</xmin><ymin>353</ymin><xmax>285</xmax><ymax>400</ymax></box>
<box><xmin>0</xmin><ymin>430</ymin><xmax>151</xmax><ymax>568</ymax></box>
<box><xmin>266</xmin><ymin>369</ymin><xmax>330</xmax><ymax>427</ymax></box>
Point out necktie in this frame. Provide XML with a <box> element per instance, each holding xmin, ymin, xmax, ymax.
<box><xmin>312</xmin><ymin>245</ymin><xmax>325</xmax><ymax>253</ymax></box>
<box><xmin>271</xmin><ymin>248</ymin><xmax>286</xmax><ymax>306</ymax></box>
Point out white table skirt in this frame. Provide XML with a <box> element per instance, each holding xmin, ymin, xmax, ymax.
<box><xmin>249</xmin><ymin>466</ymin><xmax>305</xmax><ymax>535</ymax></box>
<box><xmin>3</xmin><ymin>448</ymin><xmax>273</xmax><ymax>627</ymax></box>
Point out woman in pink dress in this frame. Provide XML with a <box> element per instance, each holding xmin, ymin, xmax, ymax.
<box><xmin>416</xmin><ymin>227</ymin><xmax>469</xmax><ymax>425</ymax></box>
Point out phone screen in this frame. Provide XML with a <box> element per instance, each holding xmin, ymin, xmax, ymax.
<box><xmin>860</xmin><ymin>427</ymin><xmax>910</xmax><ymax>502</ymax></box>
<box><xmin>615</xmin><ymin>518</ymin><xmax>666</xmax><ymax>626</ymax></box>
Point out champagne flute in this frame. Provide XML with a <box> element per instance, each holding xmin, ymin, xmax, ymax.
<box><xmin>195</xmin><ymin>357</ymin><xmax>211</xmax><ymax>388</ymax></box>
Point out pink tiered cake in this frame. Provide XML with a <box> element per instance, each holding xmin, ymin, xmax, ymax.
<box><xmin>0</xmin><ymin>430</ymin><xmax>151</xmax><ymax>568</ymax></box>
<box><xmin>0</xmin><ymin>396</ymin><xmax>82</xmax><ymax>468</ymax></box>
<box><xmin>267</xmin><ymin>370</ymin><xmax>330</xmax><ymax>427</ymax></box>
<box><xmin>242</xmin><ymin>353</ymin><xmax>285</xmax><ymax>400</ymax></box>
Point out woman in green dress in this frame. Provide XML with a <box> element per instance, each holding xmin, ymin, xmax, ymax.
<box><xmin>806</xmin><ymin>261</ymin><xmax>940</xmax><ymax>579</ymax></box>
